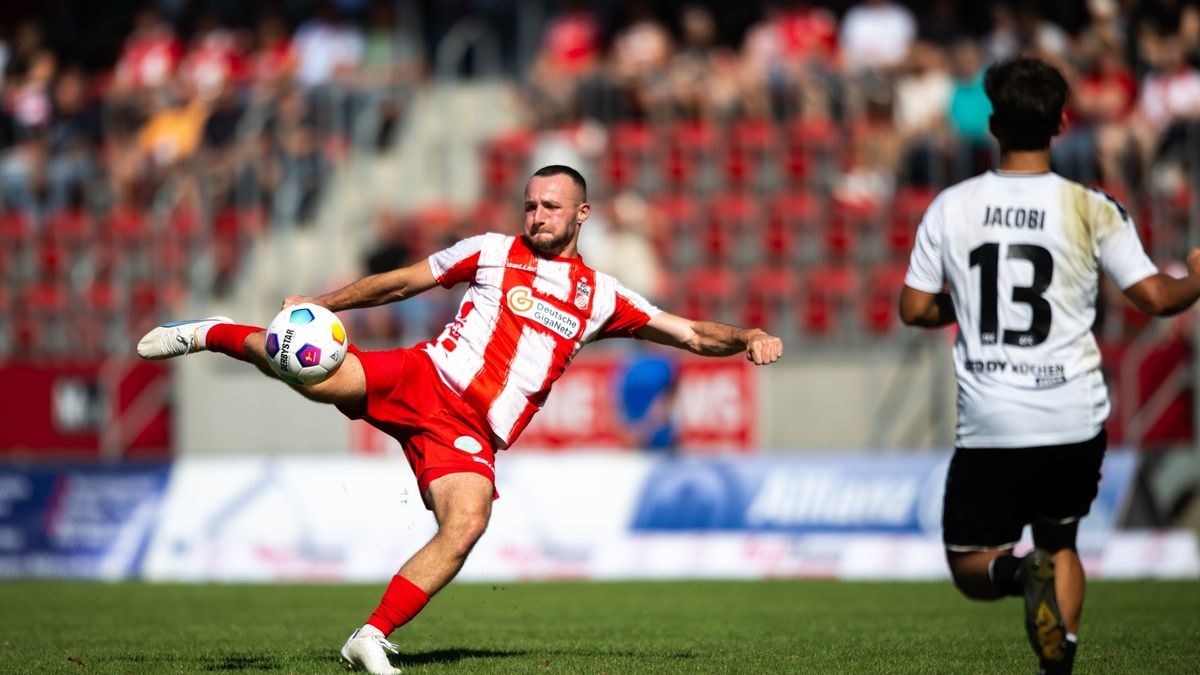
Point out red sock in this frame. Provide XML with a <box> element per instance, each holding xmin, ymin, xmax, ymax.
<box><xmin>203</xmin><ymin>324</ymin><xmax>261</xmax><ymax>362</ymax></box>
<box><xmin>366</xmin><ymin>575</ymin><xmax>430</xmax><ymax>636</ymax></box>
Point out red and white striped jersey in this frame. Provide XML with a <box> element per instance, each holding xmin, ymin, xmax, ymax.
<box><xmin>425</xmin><ymin>233</ymin><xmax>661</xmax><ymax>447</ymax></box>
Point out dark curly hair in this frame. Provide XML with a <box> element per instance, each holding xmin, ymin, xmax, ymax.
<box><xmin>984</xmin><ymin>56</ymin><xmax>1069</xmax><ymax>153</ymax></box>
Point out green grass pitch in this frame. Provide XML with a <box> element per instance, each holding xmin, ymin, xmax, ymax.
<box><xmin>1</xmin><ymin>580</ymin><xmax>1198</xmax><ymax>673</ymax></box>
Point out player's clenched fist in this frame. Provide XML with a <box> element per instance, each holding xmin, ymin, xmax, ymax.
<box><xmin>746</xmin><ymin>330</ymin><xmax>783</xmax><ymax>365</ymax></box>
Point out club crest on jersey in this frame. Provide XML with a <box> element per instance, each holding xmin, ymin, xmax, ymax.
<box><xmin>573</xmin><ymin>279</ymin><xmax>592</xmax><ymax>310</ymax></box>
<box><xmin>506</xmin><ymin>286</ymin><xmax>581</xmax><ymax>340</ymax></box>
<box><xmin>454</xmin><ymin>436</ymin><xmax>483</xmax><ymax>454</ymax></box>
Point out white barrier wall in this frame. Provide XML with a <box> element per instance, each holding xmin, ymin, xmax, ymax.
<box><xmin>135</xmin><ymin>452</ymin><xmax>1198</xmax><ymax>583</ymax></box>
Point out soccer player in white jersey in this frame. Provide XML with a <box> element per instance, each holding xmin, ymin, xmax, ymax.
<box><xmin>900</xmin><ymin>56</ymin><xmax>1200</xmax><ymax>675</ymax></box>
<box><xmin>137</xmin><ymin>164</ymin><xmax>783</xmax><ymax>675</ymax></box>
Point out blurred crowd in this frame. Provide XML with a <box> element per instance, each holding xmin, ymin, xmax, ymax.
<box><xmin>364</xmin><ymin>0</ymin><xmax>1200</xmax><ymax>347</ymax></box>
<box><xmin>0</xmin><ymin>1</ymin><xmax>421</xmax><ymax>357</ymax></box>
<box><xmin>2</xmin><ymin>0</ymin><xmax>1200</xmax><ymax>356</ymax></box>
<box><xmin>0</xmin><ymin>2</ymin><xmax>420</xmax><ymax>224</ymax></box>
<box><xmin>522</xmin><ymin>0</ymin><xmax>1200</xmax><ymax>195</ymax></box>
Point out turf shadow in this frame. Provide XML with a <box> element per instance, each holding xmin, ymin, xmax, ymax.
<box><xmin>398</xmin><ymin>647</ymin><xmax>528</xmax><ymax>666</ymax></box>
<box><xmin>202</xmin><ymin>653</ymin><xmax>281</xmax><ymax>670</ymax></box>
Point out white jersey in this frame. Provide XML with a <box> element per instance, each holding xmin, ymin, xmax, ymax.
<box><xmin>905</xmin><ymin>171</ymin><xmax>1158</xmax><ymax>448</ymax></box>
<box><xmin>424</xmin><ymin>233</ymin><xmax>661</xmax><ymax>447</ymax></box>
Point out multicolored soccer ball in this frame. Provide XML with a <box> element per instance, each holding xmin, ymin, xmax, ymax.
<box><xmin>264</xmin><ymin>303</ymin><xmax>347</xmax><ymax>385</ymax></box>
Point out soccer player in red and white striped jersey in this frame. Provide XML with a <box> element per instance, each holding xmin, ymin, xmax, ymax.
<box><xmin>137</xmin><ymin>165</ymin><xmax>783</xmax><ymax>675</ymax></box>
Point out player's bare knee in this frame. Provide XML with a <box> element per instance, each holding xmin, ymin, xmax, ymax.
<box><xmin>951</xmin><ymin>574</ymin><xmax>1002</xmax><ymax>600</ymax></box>
<box><xmin>947</xmin><ymin>554</ymin><xmax>1003</xmax><ymax>600</ymax></box>
<box><xmin>442</xmin><ymin>511</ymin><xmax>488</xmax><ymax>559</ymax></box>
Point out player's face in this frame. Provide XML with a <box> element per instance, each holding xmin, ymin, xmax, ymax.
<box><xmin>524</xmin><ymin>175</ymin><xmax>589</xmax><ymax>256</ymax></box>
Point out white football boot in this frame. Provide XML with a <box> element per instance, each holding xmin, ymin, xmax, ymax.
<box><xmin>136</xmin><ymin>317</ymin><xmax>232</xmax><ymax>360</ymax></box>
<box><xmin>340</xmin><ymin>627</ymin><xmax>402</xmax><ymax>674</ymax></box>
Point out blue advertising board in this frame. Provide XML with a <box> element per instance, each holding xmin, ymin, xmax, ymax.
<box><xmin>631</xmin><ymin>452</ymin><xmax>1137</xmax><ymax>535</ymax></box>
<box><xmin>0</xmin><ymin>465</ymin><xmax>170</xmax><ymax>578</ymax></box>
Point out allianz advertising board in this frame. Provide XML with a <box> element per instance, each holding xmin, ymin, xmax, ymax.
<box><xmin>630</xmin><ymin>453</ymin><xmax>1136</xmax><ymax>535</ymax></box>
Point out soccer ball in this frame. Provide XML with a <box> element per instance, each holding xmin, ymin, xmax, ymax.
<box><xmin>264</xmin><ymin>303</ymin><xmax>348</xmax><ymax>385</ymax></box>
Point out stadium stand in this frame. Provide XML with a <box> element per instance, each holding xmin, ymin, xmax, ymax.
<box><xmin>0</xmin><ymin>0</ymin><xmax>1197</xmax><ymax>450</ymax></box>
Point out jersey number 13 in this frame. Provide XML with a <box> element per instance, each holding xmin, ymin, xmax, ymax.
<box><xmin>968</xmin><ymin>242</ymin><xmax>1053</xmax><ymax>347</ymax></box>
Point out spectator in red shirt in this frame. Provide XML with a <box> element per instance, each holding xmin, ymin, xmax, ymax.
<box><xmin>114</xmin><ymin>6</ymin><xmax>183</xmax><ymax>92</ymax></box>
<box><xmin>250</xmin><ymin>12</ymin><xmax>297</xmax><ymax>90</ymax></box>
<box><xmin>180</xmin><ymin>15</ymin><xmax>248</xmax><ymax>101</ymax></box>
<box><xmin>528</xmin><ymin>1</ymin><xmax>603</xmax><ymax>125</ymax></box>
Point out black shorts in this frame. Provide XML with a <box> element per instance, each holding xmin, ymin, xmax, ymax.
<box><xmin>942</xmin><ymin>430</ymin><xmax>1107</xmax><ymax>551</ymax></box>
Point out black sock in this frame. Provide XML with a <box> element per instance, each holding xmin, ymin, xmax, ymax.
<box><xmin>990</xmin><ymin>554</ymin><xmax>1023</xmax><ymax>597</ymax></box>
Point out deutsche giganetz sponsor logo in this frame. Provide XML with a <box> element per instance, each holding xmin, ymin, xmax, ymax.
<box><xmin>506</xmin><ymin>286</ymin><xmax>582</xmax><ymax>339</ymax></box>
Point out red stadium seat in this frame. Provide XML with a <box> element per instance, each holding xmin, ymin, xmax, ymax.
<box><xmin>21</xmin><ymin>279</ymin><xmax>70</xmax><ymax>355</ymax></box>
<box><xmin>801</xmin><ymin>263</ymin><xmax>857</xmax><ymax>337</ymax></box>
<box><xmin>677</xmin><ymin>265</ymin><xmax>737</xmax><ymax>322</ymax></box>
<box><xmin>153</xmin><ymin>238</ymin><xmax>191</xmax><ymax>284</ymax></box>
<box><xmin>602</xmin><ymin>121</ymin><xmax>658</xmax><ymax>191</ymax></box>
<box><xmin>0</xmin><ymin>212</ymin><xmax>32</xmax><ymax>284</ymax></box>
<box><xmin>34</xmin><ymin>239</ymin><xmax>71</xmax><ymax>279</ymax></box>
<box><xmin>10</xmin><ymin>315</ymin><xmax>39</xmax><ymax>357</ymax></box>
<box><xmin>704</xmin><ymin>191</ymin><xmax>762</xmax><ymax>264</ymax></box>
<box><xmin>481</xmin><ymin>128</ymin><xmax>534</xmax><ymax>198</ymax></box>
<box><xmin>725</xmin><ymin>118</ymin><xmax>779</xmax><ymax>189</ymax></box>
<box><xmin>0</xmin><ymin>210</ymin><xmax>31</xmax><ymax>249</ymax></box>
<box><xmin>101</xmin><ymin>207</ymin><xmax>153</xmax><ymax>274</ymax></box>
<box><xmin>782</xmin><ymin>118</ymin><xmax>838</xmax><ymax>187</ymax></box>
<box><xmin>649</xmin><ymin>192</ymin><xmax>701</xmax><ymax>269</ymax></box>
<box><xmin>73</xmin><ymin>279</ymin><xmax>123</xmax><ymax>356</ymax></box>
<box><xmin>764</xmin><ymin>192</ymin><xmax>820</xmax><ymax>263</ymax></box>
<box><xmin>169</xmin><ymin>205</ymin><xmax>204</xmax><ymax>236</ymax></box>
<box><xmin>862</xmin><ymin>264</ymin><xmax>909</xmax><ymax>336</ymax></box>
<box><xmin>826</xmin><ymin>198</ymin><xmax>879</xmax><ymax>260</ymax></box>
<box><xmin>128</xmin><ymin>280</ymin><xmax>185</xmax><ymax>333</ymax></box>
<box><xmin>104</xmin><ymin>206</ymin><xmax>149</xmax><ymax>244</ymax></box>
<box><xmin>86</xmin><ymin>279</ymin><xmax>120</xmax><ymax>314</ymax></box>
<box><xmin>43</xmin><ymin>208</ymin><xmax>93</xmax><ymax>245</ymax></box>
<box><xmin>744</xmin><ymin>265</ymin><xmax>799</xmax><ymax>334</ymax></box>
<box><xmin>887</xmin><ymin>187</ymin><xmax>935</xmax><ymax>260</ymax></box>
<box><xmin>662</xmin><ymin>120</ymin><xmax>719</xmax><ymax>191</ymax></box>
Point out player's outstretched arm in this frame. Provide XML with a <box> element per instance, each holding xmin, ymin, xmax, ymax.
<box><xmin>899</xmin><ymin>286</ymin><xmax>957</xmax><ymax>328</ymax></box>
<box><xmin>282</xmin><ymin>259</ymin><xmax>440</xmax><ymax>311</ymax></box>
<box><xmin>635</xmin><ymin>312</ymin><xmax>783</xmax><ymax>365</ymax></box>
<box><xmin>1122</xmin><ymin>248</ymin><xmax>1200</xmax><ymax>317</ymax></box>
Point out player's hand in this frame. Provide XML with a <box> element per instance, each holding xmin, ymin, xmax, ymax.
<box><xmin>745</xmin><ymin>330</ymin><xmax>783</xmax><ymax>365</ymax></box>
<box><xmin>282</xmin><ymin>295</ymin><xmax>318</xmax><ymax>309</ymax></box>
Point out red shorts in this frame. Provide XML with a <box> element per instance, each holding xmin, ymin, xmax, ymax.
<box><xmin>339</xmin><ymin>344</ymin><xmax>498</xmax><ymax>502</ymax></box>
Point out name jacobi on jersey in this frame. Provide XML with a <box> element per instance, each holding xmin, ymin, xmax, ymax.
<box><xmin>982</xmin><ymin>205</ymin><xmax>1046</xmax><ymax>230</ymax></box>
<box><xmin>905</xmin><ymin>171</ymin><xmax>1158</xmax><ymax>448</ymax></box>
